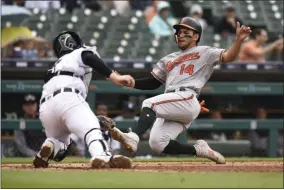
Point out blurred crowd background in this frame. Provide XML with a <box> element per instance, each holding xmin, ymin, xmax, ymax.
<box><xmin>1</xmin><ymin>0</ymin><xmax>283</xmax><ymax>61</ymax></box>
<box><xmin>1</xmin><ymin>0</ymin><xmax>283</xmax><ymax>159</ymax></box>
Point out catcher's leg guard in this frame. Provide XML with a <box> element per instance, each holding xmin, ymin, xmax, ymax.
<box><xmin>84</xmin><ymin>127</ymin><xmax>133</xmax><ymax>169</ymax></box>
<box><xmin>53</xmin><ymin>139</ymin><xmax>73</xmax><ymax>162</ymax></box>
<box><xmin>84</xmin><ymin>128</ymin><xmax>111</xmax><ymax>157</ymax></box>
<box><xmin>84</xmin><ymin>128</ymin><xmax>112</xmax><ymax>168</ymax></box>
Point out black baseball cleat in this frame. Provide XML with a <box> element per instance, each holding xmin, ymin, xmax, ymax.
<box><xmin>33</xmin><ymin>141</ymin><xmax>54</xmax><ymax>168</ymax></box>
<box><xmin>90</xmin><ymin>155</ymin><xmax>132</xmax><ymax>169</ymax></box>
<box><xmin>109</xmin><ymin>155</ymin><xmax>132</xmax><ymax>168</ymax></box>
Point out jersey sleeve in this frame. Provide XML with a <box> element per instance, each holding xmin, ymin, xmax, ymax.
<box><xmin>207</xmin><ymin>47</ymin><xmax>226</xmax><ymax>65</ymax></box>
<box><xmin>78</xmin><ymin>46</ymin><xmax>100</xmax><ymax>67</ymax></box>
<box><xmin>83</xmin><ymin>45</ymin><xmax>100</xmax><ymax>57</ymax></box>
<box><xmin>151</xmin><ymin>57</ymin><xmax>167</xmax><ymax>83</ymax></box>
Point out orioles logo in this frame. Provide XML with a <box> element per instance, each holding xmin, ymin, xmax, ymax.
<box><xmin>165</xmin><ymin>52</ymin><xmax>200</xmax><ymax>72</ymax></box>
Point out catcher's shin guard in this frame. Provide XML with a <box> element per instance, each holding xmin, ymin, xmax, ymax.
<box><xmin>33</xmin><ymin>141</ymin><xmax>54</xmax><ymax>168</ymax></box>
<box><xmin>53</xmin><ymin>139</ymin><xmax>73</xmax><ymax>162</ymax></box>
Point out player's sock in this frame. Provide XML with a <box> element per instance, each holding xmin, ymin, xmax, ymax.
<box><xmin>134</xmin><ymin>107</ymin><xmax>156</xmax><ymax>137</ymax></box>
<box><xmin>162</xmin><ymin>140</ymin><xmax>196</xmax><ymax>155</ymax></box>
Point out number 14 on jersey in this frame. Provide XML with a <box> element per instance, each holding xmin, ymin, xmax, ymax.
<box><xmin>180</xmin><ymin>64</ymin><xmax>194</xmax><ymax>75</ymax></box>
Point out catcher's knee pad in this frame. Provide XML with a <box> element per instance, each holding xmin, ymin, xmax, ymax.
<box><xmin>84</xmin><ymin>128</ymin><xmax>111</xmax><ymax>157</ymax></box>
<box><xmin>149</xmin><ymin>135</ymin><xmax>170</xmax><ymax>153</ymax></box>
<box><xmin>44</xmin><ymin>137</ymin><xmax>71</xmax><ymax>162</ymax></box>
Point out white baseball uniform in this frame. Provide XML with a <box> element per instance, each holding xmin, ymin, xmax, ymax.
<box><xmin>143</xmin><ymin>46</ymin><xmax>225</xmax><ymax>152</ymax></box>
<box><xmin>39</xmin><ymin>46</ymin><xmax>112</xmax><ymax>159</ymax></box>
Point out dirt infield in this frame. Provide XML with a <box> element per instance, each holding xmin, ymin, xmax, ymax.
<box><xmin>2</xmin><ymin>161</ymin><xmax>283</xmax><ymax>172</ymax></box>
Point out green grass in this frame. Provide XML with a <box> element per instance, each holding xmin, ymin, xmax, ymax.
<box><xmin>2</xmin><ymin>157</ymin><xmax>283</xmax><ymax>188</ymax></box>
<box><xmin>1</xmin><ymin>157</ymin><xmax>283</xmax><ymax>164</ymax></box>
<box><xmin>1</xmin><ymin>170</ymin><xmax>283</xmax><ymax>188</ymax></box>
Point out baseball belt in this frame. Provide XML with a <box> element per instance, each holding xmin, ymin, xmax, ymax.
<box><xmin>44</xmin><ymin>71</ymin><xmax>84</xmax><ymax>84</ymax></box>
<box><xmin>40</xmin><ymin>87</ymin><xmax>81</xmax><ymax>105</ymax></box>
<box><xmin>167</xmin><ymin>86</ymin><xmax>199</xmax><ymax>94</ymax></box>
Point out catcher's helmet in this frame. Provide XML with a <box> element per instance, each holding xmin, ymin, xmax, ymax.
<box><xmin>173</xmin><ymin>17</ymin><xmax>202</xmax><ymax>44</ymax></box>
<box><xmin>53</xmin><ymin>31</ymin><xmax>83</xmax><ymax>58</ymax></box>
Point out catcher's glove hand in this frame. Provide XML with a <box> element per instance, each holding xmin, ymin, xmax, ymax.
<box><xmin>97</xmin><ymin>115</ymin><xmax>116</xmax><ymax>132</ymax></box>
<box><xmin>199</xmin><ymin>100</ymin><xmax>209</xmax><ymax>113</ymax></box>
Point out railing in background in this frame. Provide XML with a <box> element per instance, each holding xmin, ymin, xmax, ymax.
<box><xmin>1</xmin><ymin>59</ymin><xmax>284</xmax><ymax>71</ymax></box>
<box><xmin>1</xmin><ymin>119</ymin><xmax>283</xmax><ymax>157</ymax></box>
<box><xmin>2</xmin><ymin>80</ymin><xmax>283</xmax><ymax>94</ymax></box>
<box><xmin>2</xmin><ymin>80</ymin><xmax>283</xmax><ymax>112</ymax></box>
<box><xmin>2</xmin><ymin>80</ymin><xmax>283</xmax><ymax>157</ymax></box>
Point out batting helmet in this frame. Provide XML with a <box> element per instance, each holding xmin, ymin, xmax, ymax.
<box><xmin>53</xmin><ymin>31</ymin><xmax>83</xmax><ymax>58</ymax></box>
<box><xmin>173</xmin><ymin>17</ymin><xmax>202</xmax><ymax>44</ymax></box>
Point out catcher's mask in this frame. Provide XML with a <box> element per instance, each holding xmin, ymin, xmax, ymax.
<box><xmin>53</xmin><ymin>31</ymin><xmax>83</xmax><ymax>58</ymax></box>
<box><xmin>173</xmin><ymin>17</ymin><xmax>202</xmax><ymax>44</ymax></box>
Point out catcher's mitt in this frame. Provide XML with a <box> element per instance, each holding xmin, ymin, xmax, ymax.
<box><xmin>97</xmin><ymin>115</ymin><xmax>116</xmax><ymax>132</ymax></box>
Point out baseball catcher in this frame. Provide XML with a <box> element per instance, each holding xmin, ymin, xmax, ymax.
<box><xmin>33</xmin><ymin>31</ymin><xmax>139</xmax><ymax>169</ymax></box>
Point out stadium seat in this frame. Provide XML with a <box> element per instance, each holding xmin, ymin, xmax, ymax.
<box><xmin>20</xmin><ymin>5</ymin><xmax>282</xmax><ymax>60</ymax></box>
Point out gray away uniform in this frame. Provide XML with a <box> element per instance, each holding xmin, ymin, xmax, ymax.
<box><xmin>143</xmin><ymin>46</ymin><xmax>225</xmax><ymax>153</ymax></box>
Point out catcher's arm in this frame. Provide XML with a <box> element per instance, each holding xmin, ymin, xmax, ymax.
<box><xmin>81</xmin><ymin>51</ymin><xmax>134</xmax><ymax>87</ymax></box>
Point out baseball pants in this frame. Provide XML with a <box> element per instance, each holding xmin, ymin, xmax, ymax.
<box><xmin>39</xmin><ymin>90</ymin><xmax>111</xmax><ymax>158</ymax></box>
<box><xmin>142</xmin><ymin>90</ymin><xmax>201</xmax><ymax>153</ymax></box>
